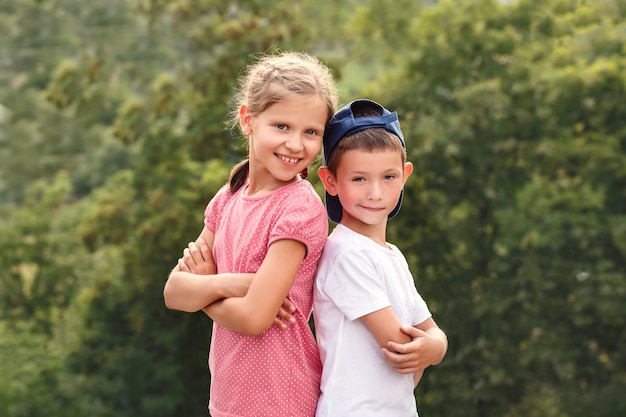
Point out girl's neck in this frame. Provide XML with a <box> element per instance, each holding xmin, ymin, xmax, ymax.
<box><xmin>245</xmin><ymin>175</ymin><xmax>299</xmax><ymax>197</ymax></box>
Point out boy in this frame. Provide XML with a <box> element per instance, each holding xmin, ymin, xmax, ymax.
<box><xmin>314</xmin><ymin>99</ymin><xmax>448</xmax><ymax>417</ymax></box>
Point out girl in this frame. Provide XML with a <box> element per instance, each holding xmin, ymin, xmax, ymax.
<box><xmin>163</xmin><ymin>51</ymin><xmax>338</xmax><ymax>417</ymax></box>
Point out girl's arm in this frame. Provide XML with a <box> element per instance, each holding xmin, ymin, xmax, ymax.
<box><xmin>204</xmin><ymin>238</ymin><xmax>306</xmax><ymax>336</ymax></box>
<box><xmin>163</xmin><ymin>227</ymin><xmax>253</xmax><ymax>312</ymax></box>
<box><xmin>164</xmin><ymin>227</ymin><xmax>297</xmax><ymax>328</ymax></box>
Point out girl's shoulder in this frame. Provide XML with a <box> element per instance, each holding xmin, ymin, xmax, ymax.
<box><xmin>274</xmin><ymin>180</ymin><xmax>324</xmax><ymax>207</ymax></box>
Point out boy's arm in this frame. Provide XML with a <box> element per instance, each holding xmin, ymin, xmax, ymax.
<box><xmin>360</xmin><ymin>307</ymin><xmax>433</xmax><ymax>386</ymax></box>
<box><xmin>382</xmin><ymin>318</ymin><xmax>448</xmax><ymax>377</ymax></box>
<box><xmin>359</xmin><ymin>307</ymin><xmax>412</xmax><ymax>349</ymax></box>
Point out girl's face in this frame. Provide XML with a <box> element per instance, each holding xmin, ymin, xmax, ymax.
<box><xmin>241</xmin><ymin>93</ymin><xmax>327</xmax><ymax>193</ymax></box>
<box><xmin>322</xmin><ymin>148</ymin><xmax>413</xmax><ymax>241</ymax></box>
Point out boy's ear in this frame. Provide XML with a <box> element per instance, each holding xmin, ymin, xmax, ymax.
<box><xmin>318</xmin><ymin>166</ymin><xmax>338</xmax><ymax>196</ymax></box>
<box><xmin>402</xmin><ymin>162</ymin><xmax>414</xmax><ymax>186</ymax></box>
<box><xmin>239</xmin><ymin>105</ymin><xmax>252</xmax><ymax>135</ymax></box>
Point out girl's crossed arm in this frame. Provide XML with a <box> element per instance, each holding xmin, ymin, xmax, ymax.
<box><xmin>163</xmin><ymin>228</ymin><xmax>253</xmax><ymax>312</ymax></box>
<box><xmin>163</xmin><ymin>227</ymin><xmax>296</xmax><ymax>330</ymax></box>
<box><xmin>203</xmin><ymin>238</ymin><xmax>306</xmax><ymax>336</ymax></box>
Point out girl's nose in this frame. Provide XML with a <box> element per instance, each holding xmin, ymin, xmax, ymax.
<box><xmin>285</xmin><ymin>133</ymin><xmax>304</xmax><ymax>152</ymax></box>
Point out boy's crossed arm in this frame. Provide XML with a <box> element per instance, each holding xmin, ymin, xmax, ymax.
<box><xmin>382</xmin><ymin>320</ymin><xmax>448</xmax><ymax>385</ymax></box>
<box><xmin>360</xmin><ymin>309</ymin><xmax>447</xmax><ymax>387</ymax></box>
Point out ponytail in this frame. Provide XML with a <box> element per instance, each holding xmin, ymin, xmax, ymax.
<box><xmin>228</xmin><ymin>159</ymin><xmax>249</xmax><ymax>193</ymax></box>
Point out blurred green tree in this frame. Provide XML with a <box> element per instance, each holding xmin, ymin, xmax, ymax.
<box><xmin>358</xmin><ymin>0</ymin><xmax>626</xmax><ymax>415</ymax></box>
<box><xmin>1</xmin><ymin>0</ymin><xmax>625</xmax><ymax>416</ymax></box>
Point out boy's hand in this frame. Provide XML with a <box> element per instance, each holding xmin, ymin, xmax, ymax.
<box><xmin>382</xmin><ymin>325</ymin><xmax>445</xmax><ymax>374</ymax></box>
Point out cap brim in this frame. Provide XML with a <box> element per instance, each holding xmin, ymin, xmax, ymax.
<box><xmin>325</xmin><ymin>192</ymin><xmax>343</xmax><ymax>224</ymax></box>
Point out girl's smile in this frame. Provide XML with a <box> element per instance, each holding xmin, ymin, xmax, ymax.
<box><xmin>241</xmin><ymin>93</ymin><xmax>327</xmax><ymax>195</ymax></box>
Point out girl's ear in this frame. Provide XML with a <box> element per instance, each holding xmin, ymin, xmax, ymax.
<box><xmin>239</xmin><ymin>105</ymin><xmax>252</xmax><ymax>135</ymax></box>
<box><xmin>318</xmin><ymin>166</ymin><xmax>338</xmax><ymax>196</ymax></box>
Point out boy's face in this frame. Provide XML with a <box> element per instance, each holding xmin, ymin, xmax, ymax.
<box><xmin>320</xmin><ymin>148</ymin><xmax>413</xmax><ymax>233</ymax></box>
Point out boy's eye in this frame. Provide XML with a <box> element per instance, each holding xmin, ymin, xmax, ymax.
<box><xmin>352</xmin><ymin>177</ymin><xmax>365</xmax><ymax>182</ymax></box>
<box><xmin>384</xmin><ymin>175</ymin><xmax>396</xmax><ymax>181</ymax></box>
<box><xmin>305</xmin><ymin>129</ymin><xmax>317</xmax><ymax>136</ymax></box>
<box><xmin>276</xmin><ymin>124</ymin><xmax>287</xmax><ymax>130</ymax></box>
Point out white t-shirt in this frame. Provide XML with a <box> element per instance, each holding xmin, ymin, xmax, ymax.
<box><xmin>313</xmin><ymin>224</ymin><xmax>432</xmax><ymax>417</ymax></box>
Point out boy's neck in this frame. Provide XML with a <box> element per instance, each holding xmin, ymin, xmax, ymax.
<box><xmin>339</xmin><ymin>219</ymin><xmax>388</xmax><ymax>248</ymax></box>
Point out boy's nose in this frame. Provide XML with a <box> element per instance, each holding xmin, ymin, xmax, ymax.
<box><xmin>367</xmin><ymin>182</ymin><xmax>383</xmax><ymax>200</ymax></box>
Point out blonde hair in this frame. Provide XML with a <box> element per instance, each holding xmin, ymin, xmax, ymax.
<box><xmin>227</xmin><ymin>51</ymin><xmax>338</xmax><ymax>192</ymax></box>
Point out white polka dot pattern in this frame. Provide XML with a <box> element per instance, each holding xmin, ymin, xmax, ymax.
<box><xmin>204</xmin><ymin>180</ymin><xmax>328</xmax><ymax>417</ymax></box>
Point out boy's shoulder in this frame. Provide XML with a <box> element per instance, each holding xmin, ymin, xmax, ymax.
<box><xmin>325</xmin><ymin>225</ymin><xmax>374</xmax><ymax>254</ymax></box>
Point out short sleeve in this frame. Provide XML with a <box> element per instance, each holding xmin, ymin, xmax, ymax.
<box><xmin>268</xmin><ymin>189</ymin><xmax>328</xmax><ymax>259</ymax></box>
<box><xmin>204</xmin><ymin>185</ymin><xmax>229</xmax><ymax>232</ymax></box>
<box><xmin>323</xmin><ymin>249</ymin><xmax>390</xmax><ymax>321</ymax></box>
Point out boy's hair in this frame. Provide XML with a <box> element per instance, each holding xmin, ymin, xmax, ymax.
<box><xmin>325</xmin><ymin>102</ymin><xmax>406</xmax><ymax>174</ymax></box>
<box><xmin>322</xmin><ymin>99</ymin><xmax>407</xmax><ymax>223</ymax></box>
<box><xmin>227</xmin><ymin>51</ymin><xmax>338</xmax><ymax>192</ymax></box>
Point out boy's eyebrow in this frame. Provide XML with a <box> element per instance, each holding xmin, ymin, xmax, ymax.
<box><xmin>345</xmin><ymin>167</ymin><xmax>403</xmax><ymax>175</ymax></box>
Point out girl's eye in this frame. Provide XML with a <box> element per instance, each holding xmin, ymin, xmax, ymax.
<box><xmin>384</xmin><ymin>175</ymin><xmax>396</xmax><ymax>181</ymax></box>
<box><xmin>276</xmin><ymin>124</ymin><xmax>287</xmax><ymax>130</ymax></box>
<box><xmin>352</xmin><ymin>177</ymin><xmax>365</xmax><ymax>182</ymax></box>
<box><xmin>305</xmin><ymin>129</ymin><xmax>317</xmax><ymax>136</ymax></box>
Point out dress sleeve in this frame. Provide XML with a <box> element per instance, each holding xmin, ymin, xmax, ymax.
<box><xmin>268</xmin><ymin>188</ymin><xmax>328</xmax><ymax>259</ymax></box>
<box><xmin>204</xmin><ymin>185</ymin><xmax>229</xmax><ymax>232</ymax></box>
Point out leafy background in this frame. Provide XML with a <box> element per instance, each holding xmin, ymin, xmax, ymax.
<box><xmin>1</xmin><ymin>0</ymin><xmax>625</xmax><ymax>416</ymax></box>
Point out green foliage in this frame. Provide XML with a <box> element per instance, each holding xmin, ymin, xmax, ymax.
<box><xmin>368</xmin><ymin>0</ymin><xmax>626</xmax><ymax>415</ymax></box>
<box><xmin>0</xmin><ymin>322</ymin><xmax>81</xmax><ymax>417</ymax></box>
<box><xmin>1</xmin><ymin>0</ymin><xmax>625</xmax><ymax>416</ymax></box>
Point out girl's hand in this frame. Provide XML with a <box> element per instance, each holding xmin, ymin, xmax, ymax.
<box><xmin>181</xmin><ymin>237</ymin><xmax>296</xmax><ymax>328</ymax></box>
<box><xmin>273</xmin><ymin>298</ymin><xmax>296</xmax><ymax>329</ymax></box>
<box><xmin>179</xmin><ymin>238</ymin><xmax>216</xmax><ymax>275</ymax></box>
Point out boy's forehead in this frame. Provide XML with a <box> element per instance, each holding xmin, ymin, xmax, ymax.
<box><xmin>337</xmin><ymin>148</ymin><xmax>404</xmax><ymax>171</ymax></box>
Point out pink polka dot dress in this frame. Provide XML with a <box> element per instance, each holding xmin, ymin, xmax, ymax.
<box><xmin>204</xmin><ymin>179</ymin><xmax>328</xmax><ymax>417</ymax></box>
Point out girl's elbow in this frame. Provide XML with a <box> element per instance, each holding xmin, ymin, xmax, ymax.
<box><xmin>163</xmin><ymin>281</ymin><xmax>178</xmax><ymax>309</ymax></box>
<box><xmin>163</xmin><ymin>289</ymin><xmax>181</xmax><ymax>311</ymax></box>
<box><xmin>240</xmin><ymin>314</ymin><xmax>274</xmax><ymax>336</ymax></box>
<box><xmin>163</xmin><ymin>293</ymin><xmax>178</xmax><ymax>310</ymax></box>
<box><xmin>163</xmin><ymin>282</ymin><xmax>192</xmax><ymax>312</ymax></box>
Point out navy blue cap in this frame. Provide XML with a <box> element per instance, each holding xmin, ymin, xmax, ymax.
<box><xmin>322</xmin><ymin>99</ymin><xmax>406</xmax><ymax>224</ymax></box>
